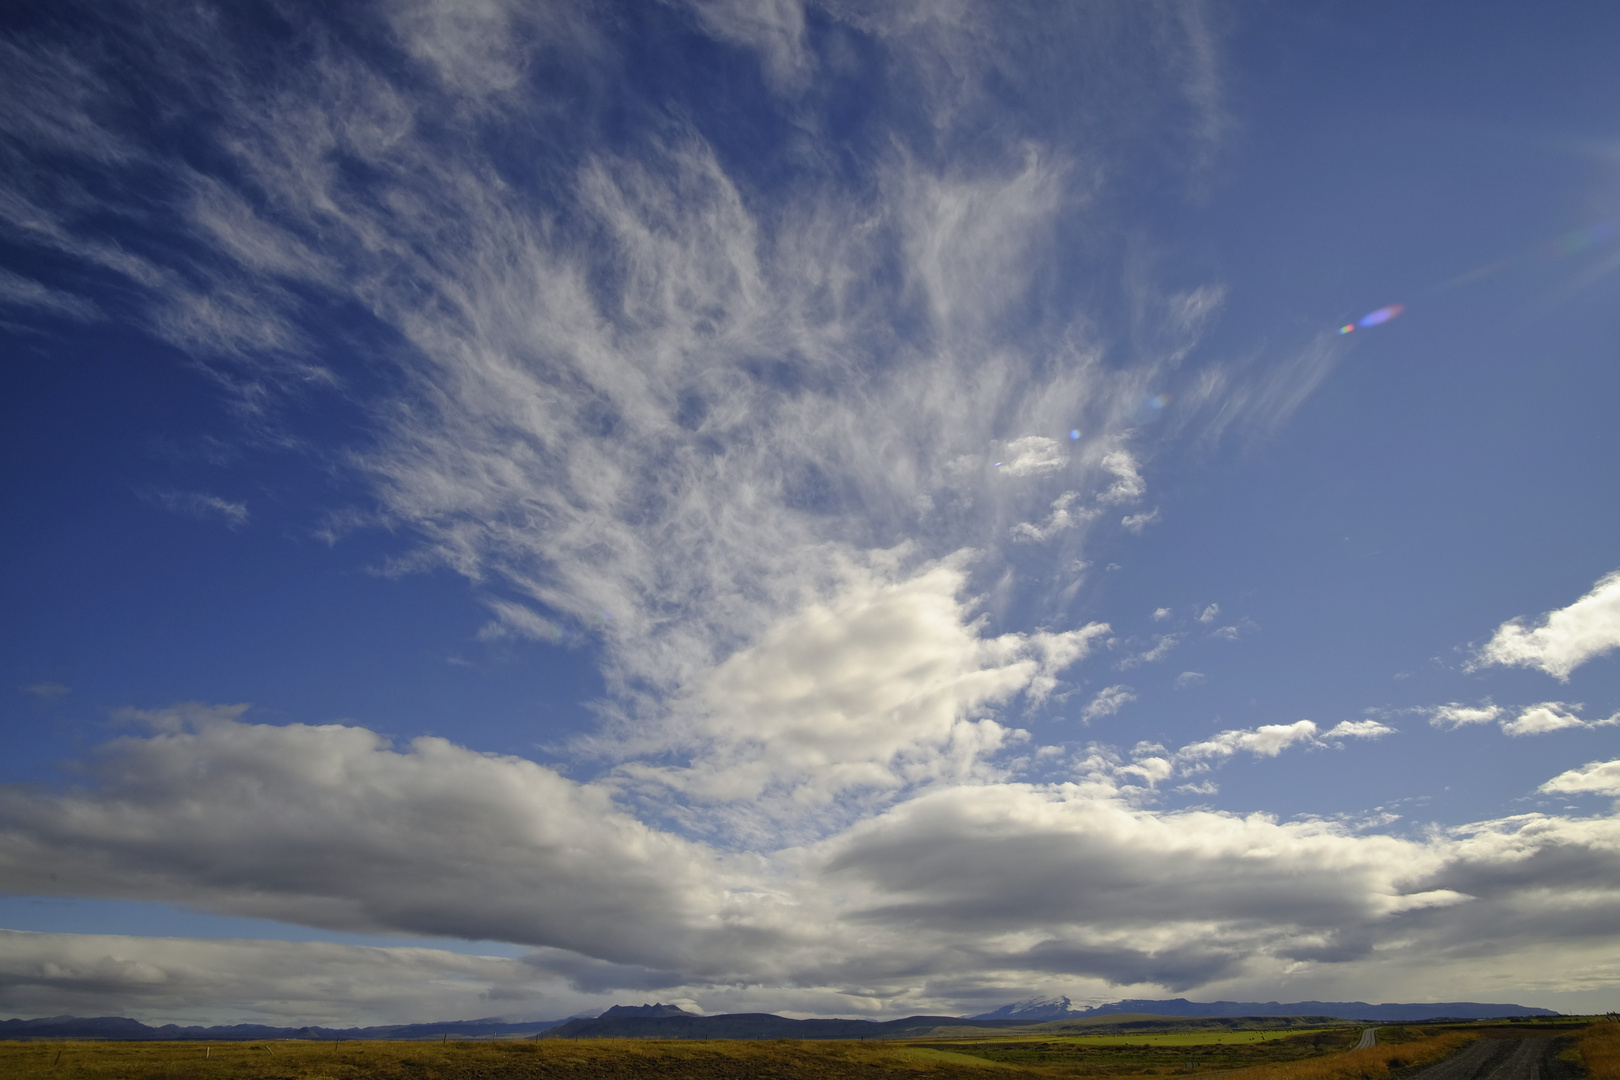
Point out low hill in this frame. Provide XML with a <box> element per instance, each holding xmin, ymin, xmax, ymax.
<box><xmin>0</xmin><ymin>1015</ymin><xmax>572</xmax><ymax>1041</ymax></box>
<box><xmin>537</xmin><ymin>1010</ymin><xmax>1350</xmax><ymax>1041</ymax></box>
<box><xmin>972</xmin><ymin>997</ymin><xmax>1558</xmax><ymax>1024</ymax></box>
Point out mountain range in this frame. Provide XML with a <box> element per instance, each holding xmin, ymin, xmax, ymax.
<box><xmin>971</xmin><ymin>996</ymin><xmax>1558</xmax><ymax>1023</ymax></box>
<box><xmin>0</xmin><ymin>996</ymin><xmax>1557</xmax><ymax>1042</ymax></box>
<box><xmin>0</xmin><ymin>1015</ymin><xmax>572</xmax><ymax>1041</ymax></box>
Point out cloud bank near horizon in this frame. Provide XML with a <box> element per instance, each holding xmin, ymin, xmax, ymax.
<box><xmin>2</xmin><ymin>0</ymin><xmax>1618</xmax><ymax>1026</ymax></box>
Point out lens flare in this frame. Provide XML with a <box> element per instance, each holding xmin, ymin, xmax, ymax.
<box><xmin>1358</xmin><ymin>304</ymin><xmax>1404</xmax><ymax>328</ymax></box>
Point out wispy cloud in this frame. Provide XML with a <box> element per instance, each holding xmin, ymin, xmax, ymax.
<box><xmin>1120</xmin><ymin>507</ymin><xmax>1160</xmax><ymax>534</ymax></box>
<box><xmin>3</xmin><ymin>0</ymin><xmax>1541</xmax><ymax>1025</ymax></box>
<box><xmin>20</xmin><ymin>682</ymin><xmax>70</xmax><ymax>700</ymax></box>
<box><xmin>1081</xmin><ymin>684</ymin><xmax>1136</xmax><ymax>723</ymax></box>
<box><xmin>142</xmin><ymin>488</ymin><xmax>249</xmax><ymax>528</ymax></box>
<box><xmin>1117</xmin><ymin>633</ymin><xmax>1180</xmax><ymax>670</ymax></box>
<box><xmin>0</xmin><ymin>266</ymin><xmax>100</xmax><ymax>321</ymax></box>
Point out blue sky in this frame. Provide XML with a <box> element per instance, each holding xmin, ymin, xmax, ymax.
<box><xmin>2</xmin><ymin>0</ymin><xmax>1619</xmax><ymax>1026</ymax></box>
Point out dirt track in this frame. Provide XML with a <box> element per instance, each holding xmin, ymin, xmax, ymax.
<box><xmin>1407</xmin><ymin>1038</ymin><xmax>1576</xmax><ymax>1080</ymax></box>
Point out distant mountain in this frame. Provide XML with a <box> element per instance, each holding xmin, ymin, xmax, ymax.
<box><xmin>540</xmin><ymin>1012</ymin><xmax>1006</xmax><ymax>1040</ymax></box>
<box><xmin>1</xmin><ymin>996</ymin><xmax>1559</xmax><ymax>1043</ymax></box>
<box><xmin>974</xmin><ymin>995</ymin><xmax>1080</xmax><ymax>1021</ymax></box>
<box><xmin>0</xmin><ymin>1015</ymin><xmax>573</xmax><ymax>1041</ymax></box>
<box><xmin>597</xmin><ymin>1003</ymin><xmax>695</xmax><ymax>1019</ymax></box>
<box><xmin>970</xmin><ymin>997</ymin><xmax>1558</xmax><ymax>1023</ymax></box>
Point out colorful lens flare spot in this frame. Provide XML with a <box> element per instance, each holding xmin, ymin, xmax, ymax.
<box><xmin>1338</xmin><ymin>323</ymin><xmax>1356</xmax><ymax>334</ymax></box>
<box><xmin>1069</xmin><ymin>429</ymin><xmax>1081</xmax><ymax>441</ymax></box>
<box><xmin>1146</xmin><ymin>394</ymin><xmax>1170</xmax><ymax>410</ymax></box>
<box><xmin>1357</xmin><ymin>304</ymin><xmax>1404</xmax><ymax>328</ymax></box>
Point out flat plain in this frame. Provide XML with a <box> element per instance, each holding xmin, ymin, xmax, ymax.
<box><xmin>0</xmin><ymin>1018</ymin><xmax>1609</xmax><ymax>1080</ymax></box>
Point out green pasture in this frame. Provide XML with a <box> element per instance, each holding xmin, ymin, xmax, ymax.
<box><xmin>918</xmin><ymin>1028</ymin><xmax>1339</xmax><ymax>1047</ymax></box>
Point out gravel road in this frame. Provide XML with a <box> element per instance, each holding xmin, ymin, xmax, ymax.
<box><xmin>1355</xmin><ymin>1029</ymin><xmax>1378</xmax><ymax>1050</ymax></box>
<box><xmin>1406</xmin><ymin>1038</ymin><xmax>1570</xmax><ymax>1080</ymax></box>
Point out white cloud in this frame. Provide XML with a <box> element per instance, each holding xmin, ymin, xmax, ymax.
<box><xmin>1210</xmin><ymin>618</ymin><xmax>1256</xmax><ymax>642</ymax></box>
<box><xmin>1176</xmin><ymin>719</ymin><xmax>1319</xmax><ymax>763</ymax></box>
<box><xmin>1096</xmin><ymin>449</ymin><xmax>1145</xmax><ymax>504</ymax></box>
<box><xmin>1428</xmin><ymin>702</ymin><xmax>1504</xmax><ymax>730</ymax></box>
<box><xmin>16</xmin><ymin>0</ymin><xmax>1601</xmax><ymax>1027</ymax></box>
<box><xmin>0</xmin><ymin>706</ymin><xmax>733</xmax><ymax>972</ymax></box>
<box><xmin>143</xmin><ymin>489</ymin><xmax>249</xmax><ymax>528</ymax></box>
<box><xmin>1120</xmin><ymin>508</ymin><xmax>1160</xmax><ymax>534</ymax></box>
<box><xmin>997</xmin><ymin>435</ymin><xmax>1067</xmax><ymax>477</ymax></box>
<box><xmin>1117</xmin><ymin>633</ymin><xmax>1180</xmax><ymax>670</ymax></box>
<box><xmin>1173</xmin><ymin>671</ymin><xmax>1205</xmax><ymax>688</ymax></box>
<box><xmin>1011</xmin><ymin>491</ymin><xmax>1092</xmax><ymax>543</ymax></box>
<box><xmin>1322</xmin><ymin>720</ymin><xmax>1394</xmax><ymax>740</ymax></box>
<box><xmin>21</xmin><ymin>682</ymin><xmax>70</xmax><ymax>700</ymax></box>
<box><xmin>1501</xmin><ymin>702</ymin><xmax>1618</xmax><ymax>737</ymax></box>
<box><xmin>3</xmin><ymin>714</ymin><xmax>1620</xmax><ymax>1020</ymax></box>
<box><xmin>0</xmin><ymin>930</ymin><xmax>571</xmax><ymax>1028</ymax></box>
<box><xmin>684</xmin><ymin>0</ymin><xmax>812</xmax><ymax>94</ymax></box>
<box><xmin>620</xmin><ymin>555</ymin><xmax>1110</xmax><ymax>815</ymax></box>
<box><xmin>1540</xmin><ymin>759</ymin><xmax>1620</xmax><ymax>797</ymax></box>
<box><xmin>476</xmin><ymin>598</ymin><xmax>565</xmax><ymax>644</ymax></box>
<box><xmin>1474</xmin><ymin>569</ymin><xmax>1620</xmax><ymax>681</ymax></box>
<box><xmin>0</xmin><ymin>266</ymin><xmax>100</xmax><ymax>320</ymax></box>
<box><xmin>1080</xmin><ymin>684</ymin><xmax>1136</xmax><ymax>723</ymax></box>
<box><xmin>1198</xmin><ymin>603</ymin><xmax>1219</xmax><ymax>624</ymax></box>
<box><xmin>1152</xmin><ymin>607</ymin><xmax>1171</xmax><ymax>621</ymax></box>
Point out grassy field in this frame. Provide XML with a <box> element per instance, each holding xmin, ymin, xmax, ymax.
<box><xmin>0</xmin><ymin>1020</ymin><xmax>1592</xmax><ymax>1079</ymax></box>
<box><xmin>906</xmin><ymin>1025</ymin><xmax>1367</xmax><ymax>1073</ymax></box>
<box><xmin>0</xmin><ymin>1037</ymin><xmax>1046</xmax><ymax>1079</ymax></box>
<box><xmin>927</xmin><ymin>1030</ymin><xmax>1335</xmax><ymax>1047</ymax></box>
<box><xmin>1576</xmin><ymin>1020</ymin><xmax>1619</xmax><ymax>1080</ymax></box>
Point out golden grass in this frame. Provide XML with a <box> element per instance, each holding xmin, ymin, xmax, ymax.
<box><xmin>0</xmin><ymin>1027</ymin><xmax>1489</xmax><ymax>1080</ymax></box>
<box><xmin>1576</xmin><ymin>1020</ymin><xmax>1620</xmax><ymax>1080</ymax></box>
<box><xmin>1198</xmin><ymin>1030</ymin><xmax>1477</xmax><ymax>1080</ymax></box>
<box><xmin>0</xmin><ymin>1037</ymin><xmax>1021</xmax><ymax>1079</ymax></box>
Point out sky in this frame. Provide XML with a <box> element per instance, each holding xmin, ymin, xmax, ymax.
<box><xmin>2</xmin><ymin>0</ymin><xmax>1619</xmax><ymax>1028</ymax></box>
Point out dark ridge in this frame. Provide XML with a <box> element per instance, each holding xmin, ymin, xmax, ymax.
<box><xmin>0</xmin><ymin>1015</ymin><xmax>572</xmax><ymax>1041</ymax></box>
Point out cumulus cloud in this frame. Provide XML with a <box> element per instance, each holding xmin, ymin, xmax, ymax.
<box><xmin>2</xmin><ymin>714</ymin><xmax>1619</xmax><ymax>1020</ymax></box>
<box><xmin>1501</xmin><ymin>702</ymin><xmax>1618</xmax><ymax>737</ymax></box>
<box><xmin>1474</xmin><ymin>569</ymin><xmax>1620</xmax><ymax>681</ymax></box>
<box><xmin>1540</xmin><ymin>759</ymin><xmax>1620</xmax><ymax>797</ymax></box>
<box><xmin>1198</xmin><ymin>603</ymin><xmax>1219</xmax><ymax>624</ymax></box>
<box><xmin>0</xmin><ymin>930</ymin><xmax>566</xmax><ymax>1027</ymax></box>
<box><xmin>1323</xmin><ymin>720</ymin><xmax>1395</xmax><ymax>740</ymax></box>
<box><xmin>620</xmin><ymin>554</ymin><xmax>1109</xmax><ymax>819</ymax></box>
<box><xmin>1117</xmin><ymin>633</ymin><xmax>1180</xmax><ymax>670</ymax></box>
<box><xmin>1173</xmin><ymin>670</ymin><xmax>1205</xmax><ymax>688</ymax></box>
<box><xmin>0</xmin><ymin>706</ymin><xmax>736</xmax><ymax>972</ymax></box>
<box><xmin>1152</xmin><ymin>607</ymin><xmax>1171</xmax><ymax>621</ymax></box>
<box><xmin>1176</xmin><ymin>720</ymin><xmax>1319</xmax><ymax>763</ymax></box>
<box><xmin>1428</xmin><ymin>702</ymin><xmax>1504</xmax><ymax>729</ymax></box>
